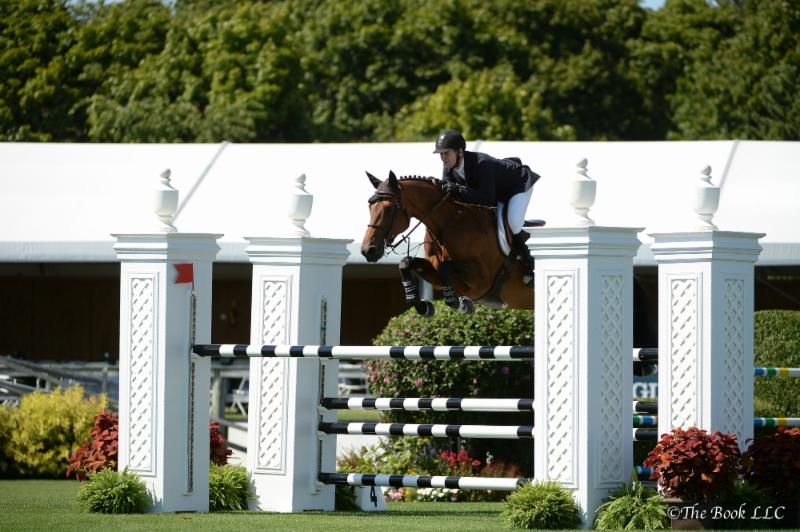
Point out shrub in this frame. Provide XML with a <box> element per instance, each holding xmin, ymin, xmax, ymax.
<box><xmin>643</xmin><ymin>427</ymin><xmax>741</xmax><ymax>503</ymax></box>
<box><xmin>337</xmin><ymin>436</ymin><xmax>439</xmax><ymax>477</ymax></box>
<box><xmin>208</xmin><ymin>463</ymin><xmax>252</xmax><ymax>511</ymax></box>
<box><xmin>210</xmin><ymin>421</ymin><xmax>232</xmax><ymax>466</ymax></box>
<box><xmin>0</xmin><ymin>406</ymin><xmax>13</xmax><ymax>476</ymax></box>
<box><xmin>500</xmin><ymin>481</ymin><xmax>581</xmax><ymax>529</ymax></box>
<box><xmin>713</xmin><ymin>482</ymin><xmax>775</xmax><ymax>530</ymax></box>
<box><xmin>66</xmin><ymin>410</ymin><xmax>118</xmax><ymax>481</ymax></box>
<box><xmin>594</xmin><ymin>483</ymin><xmax>669</xmax><ymax>530</ymax></box>
<box><xmin>741</xmin><ymin>426</ymin><xmax>800</xmax><ymax>503</ymax></box>
<box><xmin>754</xmin><ymin>310</ymin><xmax>800</xmax><ymax>417</ymax></box>
<box><xmin>76</xmin><ymin>468</ymin><xmax>150</xmax><ymax>513</ymax></box>
<box><xmin>6</xmin><ymin>385</ymin><xmax>105</xmax><ymax>478</ymax></box>
<box><xmin>369</xmin><ymin>300</ymin><xmax>534</xmax><ymax>469</ymax></box>
<box><xmin>335</xmin><ymin>485</ymin><xmax>360</xmax><ymax>511</ymax></box>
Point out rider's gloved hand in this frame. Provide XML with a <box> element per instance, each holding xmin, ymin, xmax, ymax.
<box><xmin>443</xmin><ymin>181</ymin><xmax>464</xmax><ymax>198</ymax></box>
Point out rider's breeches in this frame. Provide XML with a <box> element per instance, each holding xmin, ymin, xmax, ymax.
<box><xmin>503</xmin><ymin>187</ymin><xmax>534</xmax><ymax>234</ymax></box>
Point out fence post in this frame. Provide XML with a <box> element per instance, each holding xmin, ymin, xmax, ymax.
<box><xmin>113</xmin><ymin>170</ymin><xmax>221</xmax><ymax>512</ymax></box>
<box><xmin>245</xmin><ymin>175</ymin><xmax>351</xmax><ymax>511</ymax></box>
<box><xmin>528</xmin><ymin>159</ymin><xmax>641</xmax><ymax>525</ymax></box>
<box><xmin>651</xmin><ymin>166</ymin><xmax>763</xmax><ymax>449</ymax></box>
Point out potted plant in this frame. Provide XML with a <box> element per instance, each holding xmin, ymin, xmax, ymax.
<box><xmin>741</xmin><ymin>427</ymin><xmax>800</xmax><ymax>528</ymax></box>
<box><xmin>594</xmin><ymin>482</ymin><xmax>669</xmax><ymax>530</ymax></box>
<box><xmin>500</xmin><ymin>481</ymin><xmax>582</xmax><ymax>529</ymax></box>
<box><xmin>643</xmin><ymin>427</ymin><xmax>741</xmax><ymax>529</ymax></box>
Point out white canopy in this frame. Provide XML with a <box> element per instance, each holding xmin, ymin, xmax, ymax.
<box><xmin>0</xmin><ymin>140</ymin><xmax>797</xmax><ymax>265</ymax></box>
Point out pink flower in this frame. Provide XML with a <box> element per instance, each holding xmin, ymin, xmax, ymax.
<box><xmin>415</xmin><ymin>378</ymin><xmax>423</xmax><ymax>386</ymax></box>
<box><xmin>383</xmin><ymin>376</ymin><xmax>391</xmax><ymax>383</ymax></box>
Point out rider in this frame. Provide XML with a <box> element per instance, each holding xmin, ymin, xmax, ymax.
<box><xmin>433</xmin><ymin>129</ymin><xmax>540</xmax><ymax>286</ymax></box>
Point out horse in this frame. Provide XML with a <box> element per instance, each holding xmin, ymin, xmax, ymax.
<box><xmin>360</xmin><ymin>170</ymin><xmax>537</xmax><ymax>317</ymax></box>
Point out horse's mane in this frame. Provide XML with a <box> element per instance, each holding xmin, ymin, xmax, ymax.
<box><xmin>398</xmin><ymin>175</ymin><xmax>441</xmax><ymax>186</ymax></box>
<box><xmin>397</xmin><ymin>174</ymin><xmax>493</xmax><ymax>213</ymax></box>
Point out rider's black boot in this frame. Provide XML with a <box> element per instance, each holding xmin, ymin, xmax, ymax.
<box><xmin>512</xmin><ymin>232</ymin><xmax>535</xmax><ymax>287</ymax></box>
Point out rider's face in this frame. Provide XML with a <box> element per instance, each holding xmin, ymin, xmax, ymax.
<box><xmin>440</xmin><ymin>149</ymin><xmax>460</xmax><ymax>170</ymax></box>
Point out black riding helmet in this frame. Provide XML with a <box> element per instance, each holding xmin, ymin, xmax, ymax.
<box><xmin>433</xmin><ymin>130</ymin><xmax>466</xmax><ymax>153</ymax></box>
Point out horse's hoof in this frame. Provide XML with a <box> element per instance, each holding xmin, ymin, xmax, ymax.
<box><xmin>458</xmin><ymin>297</ymin><xmax>475</xmax><ymax>314</ymax></box>
<box><xmin>522</xmin><ymin>271</ymin><xmax>535</xmax><ymax>287</ymax></box>
<box><xmin>415</xmin><ymin>300</ymin><xmax>435</xmax><ymax>318</ymax></box>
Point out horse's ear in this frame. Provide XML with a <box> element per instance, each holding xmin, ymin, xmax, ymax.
<box><xmin>388</xmin><ymin>170</ymin><xmax>400</xmax><ymax>192</ymax></box>
<box><xmin>366</xmin><ymin>171</ymin><xmax>381</xmax><ymax>189</ymax></box>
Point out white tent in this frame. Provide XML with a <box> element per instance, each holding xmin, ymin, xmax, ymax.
<box><xmin>1</xmin><ymin>140</ymin><xmax>798</xmax><ymax>265</ymax></box>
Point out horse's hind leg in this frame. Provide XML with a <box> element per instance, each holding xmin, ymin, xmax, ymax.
<box><xmin>439</xmin><ymin>262</ymin><xmax>475</xmax><ymax>314</ymax></box>
<box><xmin>399</xmin><ymin>257</ymin><xmax>439</xmax><ymax>317</ymax></box>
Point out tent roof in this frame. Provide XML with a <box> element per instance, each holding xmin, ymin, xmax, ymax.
<box><xmin>1</xmin><ymin>140</ymin><xmax>798</xmax><ymax>265</ymax></box>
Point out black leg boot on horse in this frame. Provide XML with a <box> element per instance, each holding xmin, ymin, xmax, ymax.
<box><xmin>512</xmin><ymin>232</ymin><xmax>535</xmax><ymax>287</ymax></box>
<box><xmin>439</xmin><ymin>262</ymin><xmax>475</xmax><ymax>315</ymax></box>
<box><xmin>399</xmin><ymin>256</ymin><xmax>434</xmax><ymax>317</ymax></box>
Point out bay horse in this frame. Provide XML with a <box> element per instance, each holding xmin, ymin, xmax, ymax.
<box><xmin>361</xmin><ymin>171</ymin><xmax>539</xmax><ymax>317</ymax></box>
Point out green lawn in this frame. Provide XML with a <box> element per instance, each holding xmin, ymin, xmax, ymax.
<box><xmin>0</xmin><ymin>480</ymin><xmax>507</xmax><ymax>531</ymax></box>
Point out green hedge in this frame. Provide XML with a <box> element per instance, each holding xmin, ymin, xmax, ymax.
<box><xmin>0</xmin><ymin>385</ymin><xmax>105</xmax><ymax>478</ymax></box>
<box><xmin>368</xmin><ymin>300</ymin><xmax>534</xmax><ymax>472</ymax></box>
<box><xmin>754</xmin><ymin>310</ymin><xmax>800</xmax><ymax>418</ymax></box>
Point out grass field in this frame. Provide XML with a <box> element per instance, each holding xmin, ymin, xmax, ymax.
<box><xmin>0</xmin><ymin>480</ymin><xmax>508</xmax><ymax>531</ymax></box>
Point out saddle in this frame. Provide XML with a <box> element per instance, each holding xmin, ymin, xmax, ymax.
<box><xmin>476</xmin><ymin>209</ymin><xmax>544</xmax><ymax>308</ymax></box>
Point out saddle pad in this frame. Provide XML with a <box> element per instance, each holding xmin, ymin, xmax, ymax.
<box><xmin>496</xmin><ymin>203</ymin><xmax>512</xmax><ymax>256</ymax></box>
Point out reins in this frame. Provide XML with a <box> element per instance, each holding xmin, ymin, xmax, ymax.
<box><xmin>367</xmin><ymin>184</ymin><xmax>453</xmax><ymax>257</ymax></box>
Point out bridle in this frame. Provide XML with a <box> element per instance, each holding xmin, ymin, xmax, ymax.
<box><xmin>367</xmin><ymin>191</ymin><xmax>407</xmax><ymax>249</ymax></box>
<box><xmin>367</xmin><ymin>185</ymin><xmax>453</xmax><ymax>254</ymax></box>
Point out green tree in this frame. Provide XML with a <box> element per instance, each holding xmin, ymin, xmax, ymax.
<box><xmin>670</xmin><ymin>0</ymin><xmax>800</xmax><ymax>139</ymax></box>
<box><xmin>0</xmin><ymin>0</ymin><xmax>77</xmax><ymax>140</ymax></box>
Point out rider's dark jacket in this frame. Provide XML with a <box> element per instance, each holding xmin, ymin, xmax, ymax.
<box><xmin>442</xmin><ymin>151</ymin><xmax>540</xmax><ymax>206</ymax></box>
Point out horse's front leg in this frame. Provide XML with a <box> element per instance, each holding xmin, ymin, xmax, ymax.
<box><xmin>399</xmin><ymin>257</ymin><xmax>440</xmax><ymax>317</ymax></box>
<box><xmin>439</xmin><ymin>261</ymin><xmax>475</xmax><ymax>315</ymax></box>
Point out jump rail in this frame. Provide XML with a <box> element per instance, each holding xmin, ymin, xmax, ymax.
<box><xmin>320</xmin><ymin>397</ymin><xmax>534</xmax><ymax>412</ymax></box>
<box><xmin>318</xmin><ymin>421</ymin><xmax>534</xmax><ymax>439</ymax></box>
<box><xmin>319</xmin><ymin>472</ymin><xmax>530</xmax><ymax>491</ymax></box>
<box><xmin>193</xmin><ymin>344</ymin><xmax>534</xmax><ymax>360</ymax></box>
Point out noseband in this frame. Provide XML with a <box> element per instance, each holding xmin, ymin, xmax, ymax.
<box><xmin>367</xmin><ymin>192</ymin><xmax>407</xmax><ymax>248</ymax></box>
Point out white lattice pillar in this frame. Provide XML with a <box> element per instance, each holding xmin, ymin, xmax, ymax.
<box><xmin>114</xmin><ymin>231</ymin><xmax>221</xmax><ymax>512</ymax></box>
<box><xmin>651</xmin><ymin>232</ymin><xmax>763</xmax><ymax>446</ymax></box>
<box><xmin>530</xmin><ymin>226</ymin><xmax>640</xmax><ymax>524</ymax></box>
<box><xmin>651</xmin><ymin>167</ymin><xmax>763</xmax><ymax>449</ymax></box>
<box><xmin>244</xmin><ymin>219</ymin><xmax>351</xmax><ymax>510</ymax></box>
<box><xmin>528</xmin><ymin>160</ymin><xmax>641</xmax><ymax>525</ymax></box>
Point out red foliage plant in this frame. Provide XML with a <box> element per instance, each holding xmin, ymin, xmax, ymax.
<box><xmin>643</xmin><ymin>427</ymin><xmax>741</xmax><ymax>503</ymax></box>
<box><xmin>67</xmin><ymin>410</ymin><xmax>119</xmax><ymax>481</ymax></box>
<box><xmin>742</xmin><ymin>426</ymin><xmax>800</xmax><ymax>502</ymax></box>
<box><xmin>67</xmin><ymin>413</ymin><xmax>233</xmax><ymax>480</ymax></box>
<box><xmin>210</xmin><ymin>421</ymin><xmax>233</xmax><ymax>466</ymax></box>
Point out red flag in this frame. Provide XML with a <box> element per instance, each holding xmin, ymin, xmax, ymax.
<box><xmin>174</xmin><ymin>263</ymin><xmax>194</xmax><ymax>290</ymax></box>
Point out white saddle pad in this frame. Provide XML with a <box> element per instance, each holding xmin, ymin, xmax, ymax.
<box><xmin>496</xmin><ymin>203</ymin><xmax>511</xmax><ymax>256</ymax></box>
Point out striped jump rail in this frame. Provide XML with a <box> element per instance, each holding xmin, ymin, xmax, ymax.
<box><xmin>318</xmin><ymin>422</ymin><xmax>534</xmax><ymax>439</ymax></box>
<box><xmin>631</xmin><ymin>414</ymin><xmax>800</xmax><ymax>429</ymax></box>
<box><xmin>632</xmin><ymin>348</ymin><xmax>659</xmax><ymax>363</ymax></box>
<box><xmin>193</xmin><ymin>344</ymin><xmax>535</xmax><ymax>360</ymax></box>
<box><xmin>633</xmin><ymin>428</ymin><xmax>658</xmax><ymax>441</ymax></box>
<box><xmin>633</xmin><ymin>400</ymin><xmax>658</xmax><ymax>414</ymax></box>
<box><xmin>754</xmin><ymin>368</ymin><xmax>800</xmax><ymax>377</ymax></box>
<box><xmin>633</xmin><ymin>415</ymin><xmax>658</xmax><ymax>428</ymax></box>
<box><xmin>320</xmin><ymin>423</ymin><xmax>660</xmax><ymax>441</ymax></box>
<box><xmin>320</xmin><ymin>397</ymin><xmax>534</xmax><ymax>412</ymax></box>
<box><xmin>319</xmin><ymin>472</ymin><xmax>531</xmax><ymax>491</ymax></box>
<box><xmin>754</xmin><ymin>417</ymin><xmax>800</xmax><ymax>428</ymax></box>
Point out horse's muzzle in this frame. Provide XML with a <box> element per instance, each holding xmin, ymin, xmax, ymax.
<box><xmin>361</xmin><ymin>243</ymin><xmax>382</xmax><ymax>263</ymax></box>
